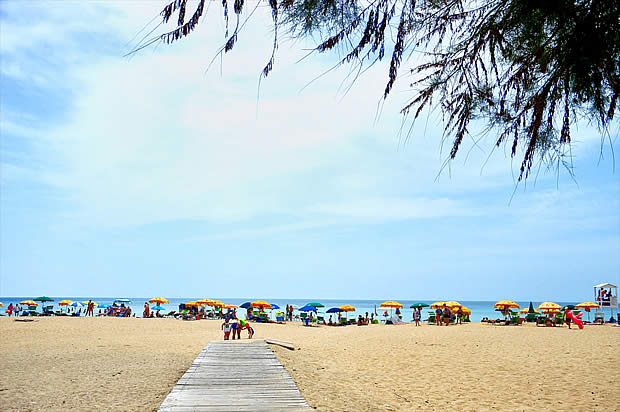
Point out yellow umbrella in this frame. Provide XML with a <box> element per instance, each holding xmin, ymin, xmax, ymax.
<box><xmin>537</xmin><ymin>302</ymin><xmax>561</xmax><ymax>311</ymax></box>
<box><xmin>58</xmin><ymin>300</ymin><xmax>73</xmax><ymax>306</ymax></box>
<box><xmin>223</xmin><ymin>304</ymin><xmax>238</xmax><ymax>309</ymax></box>
<box><xmin>20</xmin><ymin>300</ymin><xmax>38</xmax><ymax>306</ymax></box>
<box><xmin>185</xmin><ymin>301</ymin><xmax>201</xmax><ymax>306</ymax></box>
<box><xmin>149</xmin><ymin>297</ymin><xmax>169</xmax><ymax>304</ymax></box>
<box><xmin>82</xmin><ymin>301</ymin><xmax>98</xmax><ymax>306</ymax></box>
<box><xmin>380</xmin><ymin>301</ymin><xmax>403</xmax><ymax>309</ymax></box>
<box><xmin>445</xmin><ymin>301</ymin><xmax>463</xmax><ymax>309</ymax></box>
<box><xmin>520</xmin><ymin>307</ymin><xmax>538</xmax><ymax>314</ymax></box>
<box><xmin>575</xmin><ymin>302</ymin><xmax>600</xmax><ymax>311</ymax></box>
<box><xmin>430</xmin><ymin>301</ymin><xmax>447</xmax><ymax>309</ymax></box>
<box><xmin>250</xmin><ymin>300</ymin><xmax>272</xmax><ymax>309</ymax></box>
<box><xmin>494</xmin><ymin>300</ymin><xmax>521</xmax><ymax>309</ymax></box>
<box><xmin>210</xmin><ymin>301</ymin><xmax>224</xmax><ymax>307</ymax></box>
<box><xmin>339</xmin><ymin>305</ymin><xmax>356</xmax><ymax>312</ymax></box>
<box><xmin>197</xmin><ymin>298</ymin><xmax>213</xmax><ymax>304</ymax></box>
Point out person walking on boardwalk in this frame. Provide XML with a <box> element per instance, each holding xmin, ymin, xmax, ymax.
<box><xmin>222</xmin><ymin>318</ymin><xmax>232</xmax><ymax>340</ymax></box>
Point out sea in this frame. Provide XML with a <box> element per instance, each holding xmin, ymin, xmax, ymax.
<box><xmin>0</xmin><ymin>297</ymin><xmax>587</xmax><ymax>322</ymax></box>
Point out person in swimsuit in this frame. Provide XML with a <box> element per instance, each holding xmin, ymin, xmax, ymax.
<box><xmin>230</xmin><ymin>317</ymin><xmax>238</xmax><ymax>340</ymax></box>
<box><xmin>413</xmin><ymin>308</ymin><xmax>421</xmax><ymax>326</ymax></box>
<box><xmin>222</xmin><ymin>319</ymin><xmax>231</xmax><ymax>340</ymax></box>
<box><xmin>143</xmin><ymin>302</ymin><xmax>150</xmax><ymax>318</ymax></box>
<box><xmin>246</xmin><ymin>322</ymin><xmax>254</xmax><ymax>339</ymax></box>
<box><xmin>442</xmin><ymin>305</ymin><xmax>451</xmax><ymax>326</ymax></box>
<box><xmin>237</xmin><ymin>319</ymin><xmax>246</xmax><ymax>339</ymax></box>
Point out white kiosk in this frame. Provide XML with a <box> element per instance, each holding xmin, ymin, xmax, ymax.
<box><xmin>594</xmin><ymin>282</ymin><xmax>618</xmax><ymax>322</ymax></box>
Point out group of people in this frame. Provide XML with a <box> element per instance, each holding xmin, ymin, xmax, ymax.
<box><xmin>4</xmin><ymin>303</ymin><xmax>21</xmax><ymax>317</ymax></box>
<box><xmin>221</xmin><ymin>317</ymin><xmax>254</xmax><ymax>340</ymax></box>
<box><xmin>284</xmin><ymin>305</ymin><xmax>294</xmax><ymax>321</ymax></box>
<box><xmin>143</xmin><ymin>302</ymin><xmax>163</xmax><ymax>318</ymax></box>
<box><xmin>434</xmin><ymin>305</ymin><xmax>465</xmax><ymax>326</ymax></box>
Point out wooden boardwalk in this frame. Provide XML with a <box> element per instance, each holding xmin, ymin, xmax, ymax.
<box><xmin>158</xmin><ymin>340</ymin><xmax>312</xmax><ymax>411</ymax></box>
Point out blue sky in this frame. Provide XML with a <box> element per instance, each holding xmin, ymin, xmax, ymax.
<box><xmin>1</xmin><ymin>1</ymin><xmax>618</xmax><ymax>301</ymax></box>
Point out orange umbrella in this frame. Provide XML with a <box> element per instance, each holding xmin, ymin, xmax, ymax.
<box><xmin>223</xmin><ymin>304</ymin><xmax>238</xmax><ymax>309</ymax></box>
<box><xmin>20</xmin><ymin>300</ymin><xmax>38</xmax><ymax>306</ymax></box>
<box><xmin>430</xmin><ymin>301</ymin><xmax>447</xmax><ymax>309</ymax></box>
<box><xmin>575</xmin><ymin>302</ymin><xmax>600</xmax><ymax>312</ymax></box>
<box><xmin>58</xmin><ymin>300</ymin><xmax>73</xmax><ymax>306</ymax></box>
<box><xmin>339</xmin><ymin>305</ymin><xmax>355</xmax><ymax>312</ymax></box>
<box><xmin>379</xmin><ymin>301</ymin><xmax>403</xmax><ymax>309</ymax></box>
<box><xmin>250</xmin><ymin>300</ymin><xmax>272</xmax><ymax>309</ymax></box>
<box><xmin>149</xmin><ymin>297</ymin><xmax>169</xmax><ymax>304</ymax></box>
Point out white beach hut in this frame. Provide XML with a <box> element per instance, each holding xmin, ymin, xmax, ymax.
<box><xmin>593</xmin><ymin>283</ymin><xmax>618</xmax><ymax>322</ymax></box>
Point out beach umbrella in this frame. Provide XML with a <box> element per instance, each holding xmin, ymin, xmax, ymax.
<box><xmin>270</xmin><ymin>303</ymin><xmax>280</xmax><ymax>310</ymax></box>
<box><xmin>459</xmin><ymin>307</ymin><xmax>471</xmax><ymax>315</ymax></box>
<box><xmin>326</xmin><ymin>307</ymin><xmax>343</xmax><ymax>313</ymax></box>
<box><xmin>562</xmin><ymin>305</ymin><xmax>576</xmax><ymax>311</ymax></box>
<box><xmin>99</xmin><ymin>304</ymin><xmax>111</xmax><ymax>308</ymax></box>
<box><xmin>58</xmin><ymin>300</ymin><xmax>73</xmax><ymax>306</ymax></box>
<box><xmin>410</xmin><ymin>303</ymin><xmax>429</xmax><ymax>309</ymax></box>
<box><xmin>537</xmin><ymin>302</ymin><xmax>561</xmax><ymax>311</ymax></box>
<box><xmin>33</xmin><ymin>296</ymin><xmax>54</xmax><ymax>303</ymax></box>
<box><xmin>151</xmin><ymin>306</ymin><xmax>165</xmax><ymax>311</ymax></box>
<box><xmin>445</xmin><ymin>301</ymin><xmax>463</xmax><ymax>309</ymax></box>
<box><xmin>494</xmin><ymin>300</ymin><xmax>520</xmax><ymax>310</ymax></box>
<box><xmin>306</xmin><ymin>302</ymin><xmax>325</xmax><ymax>308</ymax></box>
<box><xmin>20</xmin><ymin>300</ymin><xmax>38</xmax><ymax>306</ymax></box>
<box><xmin>149</xmin><ymin>297</ymin><xmax>169</xmax><ymax>304</ymax></box>
<box><xmin>575</xmin><ymin>302</ymin><xmax>600</xmax><ymax>321</ymax></box>
<box><xmin>430</xmin><ymin>301</ymin><xmax>447</xmax><ymax>309</ymax></box>
<box><xmin>197</xmin><ymin>299</ymin><xmax>213</xmax><ymax>305</ymax></box>
<box><xmin>251</xmin><ymin>300</ymin><xmax>272</xmax><ymax>309</ymax></box>
<box><xmin>520</xmin><ymin>307</ymin><xmax>539</xmax><ymax>314</ymax></box>
<box><xmin>223</xmin><ymin>304</ymin><xmax>238</xmax><ymax>309</ymax></box>
<box><xmin>339</xmin><ymin>305</ymin><xmax>355</xmax><ymax>312</ymax></box>
<box><xmin>299</xmin><ymin>305</ymin><xmax>317</xmax><ymax>312</ymax></box>
<box><xmin>82</xmin><ymin>301</ymin><xmax>98</xmax><ymax>306</ymax></box>
<box><xmin>575</xmin><ymin>302</ymin><xmax>600</xmax><ymax>310</ymax></box>
<box><xmin>114</xmin><ymin>299</ymin><xmax>131</xmax><ymax>304</ymax></box>
<box><xmin>70</xmin><ymin>302</ymin><xmax>83</xmax><ymax>307</ymax></box>
<box><xmin>185</xmin><ymin>301</ymin><xmax>201</xmax><ymax>306</ymax></box>
<box><xmin>380</xmin><ymin>301</ymin><xmax>403</xmax><ymax>309</ymax></box>
<box><xmin>240</xmin><ymin>302</ymin><xmax>252</xmax><ymax>309</ymax></box>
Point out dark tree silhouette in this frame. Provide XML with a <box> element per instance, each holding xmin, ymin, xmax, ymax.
<box><xmin>133</xmin><ymin>0</ymin><xmax>619</xmax><ymax>181</ymax></box>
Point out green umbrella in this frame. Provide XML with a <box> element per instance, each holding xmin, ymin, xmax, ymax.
<box><xmin>410</xmin><ymin>303</ymin><xmax>429</xmax><ymax>308</ymax></box>
<box><xmin>306</xmin><ymin>302</ymin><xmax>324</xmax><ymax>308</ymax></box>
<box><xmin>33</xmin><ymin>296</ymin><xmax>54</xmax><ymax>302</ymax></box>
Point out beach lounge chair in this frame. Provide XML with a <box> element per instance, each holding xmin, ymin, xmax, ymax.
<box><xmin>554</xmin><ymin>313</ymin><xmax>564</xmax><ymax>326</ymax></box>
<box><xmin>427</xmin><ymin>312</ymin><xmax>436</xmax><ymax>324</ymax></box>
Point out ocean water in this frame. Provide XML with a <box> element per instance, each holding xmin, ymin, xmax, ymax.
<box><xmin>0</xmin><ymin>297</ymin><xmax>591</xmax><ymax>322</ymax></box>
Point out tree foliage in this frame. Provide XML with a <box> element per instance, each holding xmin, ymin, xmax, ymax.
<box><xmin>139</xmin><ymin>0</ymin><xmax>619</xmax><ymax>180</ymax></box>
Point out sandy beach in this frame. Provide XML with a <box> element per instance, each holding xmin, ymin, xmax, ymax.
<box><xmin>0</xmin><ymin>317</ymin><xmax>618</xmax><ymax>411</ymax></box>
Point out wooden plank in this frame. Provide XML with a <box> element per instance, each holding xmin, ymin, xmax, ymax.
<box><xmin>159</xmin><ymin>340</ymin><xmax>311</xmax><ymax>411</ymax></box>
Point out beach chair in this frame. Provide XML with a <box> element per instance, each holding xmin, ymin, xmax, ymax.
<box><xmin>300</xmin><ymin>313</ymin><xmax>307</xmax><ymax>321</ymax></box>
<box><xmin>427</xmin><ymin>312</ymin><xmax>436</xmax><ymax>324</ymax></box>
<box><xmin>554</xmin><ymin>313</ymin><xmax>564</xmax><ymax>326</ymax></box>
<box><xmin>42</xmin><ymin>306</ymin><xmax>55</xmax><ymax>316</ymax></box>
<box><xmin>316</xmin><ymin>316</ymin><xmax>325</xmax><ymax>324</ymax></box>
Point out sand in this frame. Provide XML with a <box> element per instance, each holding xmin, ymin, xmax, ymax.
<box><xmin>0</xmin><ymin>317</ymin><xmax>618</xmax><ymax>411</ymax></box>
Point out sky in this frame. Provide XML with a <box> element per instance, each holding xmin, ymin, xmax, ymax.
<box><xmin>1</xmin><ymin>1</ymin><xmax>618</xmax><ymax>302</ymax></box>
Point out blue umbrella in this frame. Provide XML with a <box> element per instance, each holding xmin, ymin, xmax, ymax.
<box><xmin>270</xmin><ymin>303</ymin><xmax>280</xmax><ymax>310</ymax></box>
<box><xmin>326</xmin><ymin>307</ymin><xmax>343</xmax><ymax>313</ymax></box>
<box><xmin>99</xmin><ymin>304</ymin><xmax>111</xmax><ymax>308</ymax></box>
<box><xmin>240</xmin><ymin>302</ymin><xmax>252</xmax><ymax>309</ymax></box>
<box><xmin>70</xmin><ymin>302</ymin><xmax>84</xmax><ymax>307</ymax></box>
<box><xmin>114</xmin><ymin>298</ymin><xmax>131</xmax><ymax>304</ymax></box>
<box><xmin>151</xmin><ymin>306</ymin><xmax>165</xmax><ymax>311</ymax></box>
<box><xmin>299</xmin><ymin>305</ymin><xmax>317</xmax><ymax>312</ymax></box>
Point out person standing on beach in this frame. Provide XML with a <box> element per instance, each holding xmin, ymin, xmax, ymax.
<box><xmin>435</xmin><ymin>307</ymin><xmax>442</xmax><ymax>325</ymax></box>
<box><xmin>413</xmin><ymin>308</ymin><xmax>421</xmax><ymax>326</ymax></box>
<box><xmin>143</xmin><ymin>302</ymin><xmax>150</xmax><ymax>318</ymax></box>
<box><xmin>222</xmin><ymin>319</ymin><xmax>231</xmax><ymax>340</ymax></box>
<box><xmin>442</xmin><ymin>305</ymin><xmax>451</xmax><ymax>326</ymax></box>
<box><xmin>230</xmin><ymin>317</ymin><xmax>238</xmax><ymax>340</ymax></box>
<box><xmin>7</xmin><ymin>303</ymin><xmax>13</xmax><ymax>317</ymax></box>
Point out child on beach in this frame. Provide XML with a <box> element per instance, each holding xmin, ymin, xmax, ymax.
<box><xmin>222</xmin><ymin>319</ymin><xmax>231</xmax><ymax>340</ymax></box>
<box><xmin>246</xmin><ymin>322</ymin><xmax>254</xmax><ymax>339</ymax></box>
